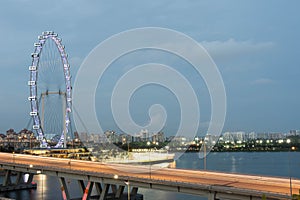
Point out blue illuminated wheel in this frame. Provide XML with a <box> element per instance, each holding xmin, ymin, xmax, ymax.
<box><xmin>28</xmin><ymin>31</ymin><xmax>72</xmax><ymax>148</ymax></box>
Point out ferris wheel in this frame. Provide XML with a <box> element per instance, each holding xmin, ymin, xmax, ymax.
<box><xmin>28</xmin><ymin>31</ymin><xmax>72</xmax><ymax>148</ymax></box>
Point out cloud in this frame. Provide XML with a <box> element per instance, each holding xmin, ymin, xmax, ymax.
<box><xmin>201</xmin><ymin>38</ymin><xmax>275</xmax><ymax>60</ymax></box>
<box><xmin>251</xmin><ymin>78</ymin><xmax>275</xmax><ymax>85</ymax></box>
<box><xmin>115</xmin><ymin>38</ymin><xmax>275</xmax><ymax>70</ymax></box>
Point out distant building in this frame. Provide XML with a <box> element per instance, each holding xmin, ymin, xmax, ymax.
<box><xmin>290</xmin><ymin>130</ymin><xmax>296</xmax><ymax>135</ymax></box>
<box><xmin>104</xmin><ymin>130</ymin><xmax>117</xmax><ymax>143</ymax></box>
<box><xmin>268</xmin><ymin>132</ymin><xmax>285</xmax><ymax>140</ymax></box>
<box><xmin>140</xmin><ymin>129</ymin><xmax>149</xmax><ymax>142</ymax></box>
<box><xmin>79</xmin><ymin>132</ymin><xmax>88</xmax><ymax>142</ymax></box>
<box><xmin>74</xmin><ymin>132</ymin><xmax>79</xmax><ymax>139</ymax></box>
<box><xmin>222</xmin><ymin>132</ymin><xmax>235</xmax><ymax>143</ymax></box>
<box><xmin>247</xmin><ymin>132</ymin><xmax>257</xmax><ymax>140</ymax></box>
<box><xmin>171</xmin><ymin>136</ymin><xmax>188</xmax><ymax>145</ymax></box>
<box><xmin>256</xmin><ymin>132</ymin><xmax>268</xmax><ymax>139</ymax></box>
<box><xmin>222</xmin><ymin>131</ymin><xmax>246</xmax><ymax>143</ymax></box>
<box><xmin>289</xmin><ymin>130</ymin><xmax>298</xmax><ymax>136</ymax></box>
<box><xmin>152</xmin><ymin>132</ymin><xmax>165</xmax><ymax>143</ymax></box>
<box><xmin>132</xmin><ymin>129</ymin><xmax>150</xmax><ymax>142</ymax></box>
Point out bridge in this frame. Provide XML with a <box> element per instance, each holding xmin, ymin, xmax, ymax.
<box><xmin>0</xmin><ymin>152</ymin><xmax>299</xmax><ymax>200</ymax></box>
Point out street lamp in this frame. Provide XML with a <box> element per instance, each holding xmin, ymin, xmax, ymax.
<box><xmin>126</xmin><ymin>139</ymin><xmax>130</xmax><ymax>161</ymax></box>
<box><xmin>204</xmin><ymin>141</ymin><xmax>206</xmax><ymax>170</ymax></box>
<box><xmin>288</xmin><ymin>145</ymin><xmax>293</xmax><ymax>198</ymax></box>
<box><xmin>125</xmin><ymin>180</ymin><xmax>130</xmax><ymax>200</ymax></box>
<box><xmin>147</xmin><ymin>141</ymin><xmax>151</xmax><ymax>179</ymax></box>
<box><xmin>199</xmin><ymin>139</ymin><xmax>207</xmax><ymax>170</ymax></box>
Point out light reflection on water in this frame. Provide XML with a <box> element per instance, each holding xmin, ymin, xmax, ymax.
<box><xmin>0</xmin><ymin>152</ymin><xmax>299</xmax><ymax>200</ymax></box>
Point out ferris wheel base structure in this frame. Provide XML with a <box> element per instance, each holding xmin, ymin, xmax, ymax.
<box><xmin>28</xmin><ymin>31</ymin><xmax>73</xmax><ymax>149</ymax></box>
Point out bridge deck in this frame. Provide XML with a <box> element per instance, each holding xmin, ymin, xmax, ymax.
<box><xmin>0</xmin><ymin>152</ymin><xmax>299</xmax><ymax>200</ymax></box>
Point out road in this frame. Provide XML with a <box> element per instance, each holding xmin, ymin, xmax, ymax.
<box><xmin>1</xmin><ymin>152</ymin><xmax>299</xmax><ymax>199</ymax></box>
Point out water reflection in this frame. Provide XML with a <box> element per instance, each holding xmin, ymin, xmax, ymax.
<box><xmin>231</xmin><ymin>155</ymin><xmax>236</xmax><ymax>172</ymax></box>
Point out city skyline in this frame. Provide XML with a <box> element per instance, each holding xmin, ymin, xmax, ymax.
<box><xmin>1</xmin><ymin>127</ymin><xmax>299</xmax><ymax>154</ymax></box>
<box><xmin>2</xmin><ymin>127</ymin><xmax>299</xmax><ymax>143</ymax></box>
<box><xmin>0</xmin><ymin>1</ymin><xmax>300</xmax><ymax>136</ymax></box>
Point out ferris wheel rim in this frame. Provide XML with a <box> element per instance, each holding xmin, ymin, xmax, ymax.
<box><xmin>28</xmin><ymin>31</ymin><xmax>72</xmax><ymax>148</ymax></box>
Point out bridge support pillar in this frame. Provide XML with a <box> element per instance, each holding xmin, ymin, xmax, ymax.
<box><xmin>95</xmin><ymin>182</ymin><xmax>102</xmax><ymax>194</ymax></box>
<box><xmin>78</xmin><ymin>180</ymin><xmax>85</xmax><ymax>194</ymax></box>
<box><xmin>76</xmin><ymin>180</ymin><xmax>95</xmax><ymax>200</ymax></box>
<box><xmin>131</xmin><ymin>187</ymin><xmax>138</xmax><ymax>195</ymax></box>
<box><xmin>0</xmin><ymin>170</ymin><xmax>36</xmax><ymax>192</ymax></box>
<box><xmin>82</xmin><ymin>181</ymin><xmax>94</xmax><ymax>200</ymax></box>
<box><xmin>59</xmin><ymin>177</ymin><xmax>70</xmax><ymax>200</ymax></box>
<box><xmin>111</xmin><ymin>184</ymin><xmax>117</xmax><ymax>194</ymax></box>
<box><xmin>208</xmin><ymin>191</ymin><xmax>218</xmax><ymax>200</ymax></box>
<box><xmin>3</xmin><ymin>170</ymin><xmax>12</xmax><ymax>186</ymax></box>
<box><xmin>115</xmin><ymin>185</ymin><xmax>125</xmax><ymax>199</ymax></box>
<box><xmin>99</xmin><ymin>183</ymin><xmax>110</xmax><ymax>200</ymax></box>
<box><xmin>15</xmin><ymin>172</ymin><xmax>24</xmax><ymax>184</ymax></box>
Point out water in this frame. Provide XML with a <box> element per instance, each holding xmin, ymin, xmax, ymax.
<box><xmin>1</xmin><ymin>152</ymin><xmax>299</xmax><ymax>200</ymax></box>
<box><xmin>140</xmin><ymin>152</ymin><xmax>300</xmax><ymax>200</ymax></box>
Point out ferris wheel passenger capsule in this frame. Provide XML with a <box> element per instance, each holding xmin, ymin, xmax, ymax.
<box><xmin>30</xmin><ymin>111</ymin><xmax>38</xmax><ymax>116</ymax></box>
<box><xmin>38</xmin><ymin>135</ymin><xmax>44</xmax><ymax>140</ymax></box>
<box><xmin>29</xmin><ymin>66</ymin><xmax>37</xmax><ymax>71</ymax></box>
<box><xmin>28</xmin><ymin>96</ymin><xmax>37</xmax><ymax>101</ymax></box>
<box><xmin>38</xmin><ymin>35</ymin><xmax>46</xmax><ymax>40</ymax></box>
<box><xmin>31</xmin><ymin>53</ymin><xmax>39</xmax><ymax>58</ymax></box>
<box><xmin>28</xmin><ymin>81</ymin><xmax>36</xmax><ymax>86</ymax></box>
<box><xmin>33</xmin><ymin>125</ymin><xmax>40</xmax><ymax>130</ymax></box>
<box><xmin>34</xmin><ymin>43</ymin><xmax>41</xmax><ymax>47</ymax></box>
